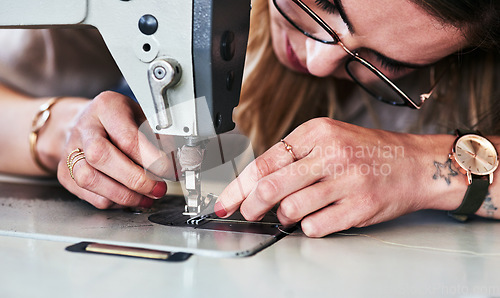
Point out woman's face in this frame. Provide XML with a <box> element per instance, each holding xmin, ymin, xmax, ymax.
<box><xmin>269</xmin><ymin>0</ymin><xmax>468</xmax><ymax>79</ymax></box>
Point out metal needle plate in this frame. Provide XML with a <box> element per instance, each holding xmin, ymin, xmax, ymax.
<box><xmin>0</xmin><ymin>180</ymin><xmax>295</xmax><ymax>258</ymax></box>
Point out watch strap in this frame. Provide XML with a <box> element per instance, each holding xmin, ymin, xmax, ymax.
<box><xmin>448</xmin><ymin>176</ymin><xmax>489</xmax><ymax>222</ymax></box>
<box><xmin>456</xmin><ymin>129</ymin><xmax>478</xmax><ymax>137</ymax></box>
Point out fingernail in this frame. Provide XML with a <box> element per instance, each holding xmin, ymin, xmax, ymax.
<box><xmin>150</xmin><ymin>181</ymin><xmax>167</xmax><ymax>198</ymax></box>
<box><xmin>214</xmin><ymin>201</ymin><xmax>227</xmax><ymax>218</ymax></box>
<box><xmin>139</xmin><ymin>196</ymin><xmax>154</xmax><ymax>208</ymax></box>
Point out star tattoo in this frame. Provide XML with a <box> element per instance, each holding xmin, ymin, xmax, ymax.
<box><xmin>433</xmin><ymin>159</ymin><xmax>459</xmax><ymax>185</ymax></box>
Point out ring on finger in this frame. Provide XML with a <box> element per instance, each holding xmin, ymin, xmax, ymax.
<box><xmin>67</xmin><ymin>148</ymin><xmax>86</xmax><ymax>180</ymax></box>
<box><xmin>280</xmin><ymin>139</ymin><xmax>297</xmax><ymax>162</ymax></box>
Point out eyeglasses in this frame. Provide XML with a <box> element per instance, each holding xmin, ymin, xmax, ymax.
<box><xmin>273</xmin><ymin>0</ymin><xmax>440</xmax><ymax>109</ymax></box>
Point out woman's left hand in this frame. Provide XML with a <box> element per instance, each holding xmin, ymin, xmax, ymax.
<box><xmin>215</xmin><ymin>117</ymin><xmax>448</xmax><ymax>237</ymax></box>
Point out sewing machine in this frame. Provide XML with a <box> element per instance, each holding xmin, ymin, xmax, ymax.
<box><xmin>0</xmin><ymin>0</ymin><xmax>251</xmax><ymax>216</ymax></box>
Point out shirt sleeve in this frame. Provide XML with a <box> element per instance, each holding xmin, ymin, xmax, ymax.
<box><xmin>0</xmin><ymin>28</ymin><xmax>123</xmax><ymax>98</ymax></box>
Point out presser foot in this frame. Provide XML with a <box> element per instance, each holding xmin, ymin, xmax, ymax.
<box><xmin>182</xmin><ymin>193</ymin><xmax>217</xmax><ymax>217</ymax></box>
<box><xmin>186</xmin><ymin>214</ymin><xmax>212</xmax><ymax>225</ymax></box>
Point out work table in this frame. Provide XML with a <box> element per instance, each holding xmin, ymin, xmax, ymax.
<box><xmin>1</xmin><ymin>176</ymin><xmax>499</xmax><ymax>298</ymax></box>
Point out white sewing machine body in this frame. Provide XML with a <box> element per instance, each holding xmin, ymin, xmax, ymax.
<box><xmin>0</xmin><ymin>0</ymin><xmax>251</xmax><ymax>215</ymax></box>
<box><xmin>0</xmin><ymin>0</ymin><xmax>250</xmax><ymax>138</ymax></box>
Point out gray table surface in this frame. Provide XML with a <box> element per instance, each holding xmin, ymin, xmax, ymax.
<box><xmin>1</xmin><ymin>176</ymin><xmax>499</xmax><ymax>298</ymax></box>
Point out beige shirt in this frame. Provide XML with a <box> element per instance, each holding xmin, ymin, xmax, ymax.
<box><xmin>0</xmin><ymin>28</ymin><xmax>122</xmax><ymax>98</ymax></box>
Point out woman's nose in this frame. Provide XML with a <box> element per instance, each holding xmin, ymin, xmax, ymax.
<box><xmin>305</xmin><ymin>38</ymin><xmax>349</xmax><ymax>77</ymax></box>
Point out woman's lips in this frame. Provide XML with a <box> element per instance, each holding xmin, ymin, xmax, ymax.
<box><xmin>286</xmin><ymin>38</ymin><xmax>309</xmax><ymax>74</ymax></box>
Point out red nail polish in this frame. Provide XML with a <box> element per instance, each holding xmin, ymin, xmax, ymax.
<box><xmin>139</xmin><ymin>196</ymin><xmax>154</xmax><ymax>208</ymax></box>
<box><xmin>214</xmin><ymin>201</ymin><xmax>227</xmax><ymax>218</ymax></box>
<box><xmin>150</xmin><ymin>181</ymin><xmax>167</xmax><ymax>198</ymax></box>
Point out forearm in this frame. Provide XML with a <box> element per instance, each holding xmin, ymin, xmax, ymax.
<box><xmin>0</xmin><ymin>84</ymin><xmax>88</xmax><ymax>176</ymax></box>
<box><xmin>416</xmin><ymin>133</ymin><xmax>500</xmax><ymax>219</ymax></box>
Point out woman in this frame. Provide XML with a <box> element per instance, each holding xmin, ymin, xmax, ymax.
<box><xmin>214</xmin><ymin>0</ymin><xmax>500</xmax><ymax>236</ymax></box>
<box><xmin>0</xmin><ymin>0</ymin><xmax>499</xmax><ymax>236</ymax></box>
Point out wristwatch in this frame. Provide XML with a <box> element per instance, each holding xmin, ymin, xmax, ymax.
<box><xmin>448</xmin><ymin>129</ymin><xmax>499</xmax><ymax>221</ymax></box>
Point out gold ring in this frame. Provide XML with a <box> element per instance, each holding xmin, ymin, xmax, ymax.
<box><xmin>280</xmin><ymin>139</ymin><xmax>297</xmax><ymax>161</ymax></box>
<box><xmin>67</xmin><ymin>148</ymin><xmax>86</xmax><ymax>180</ymax></box>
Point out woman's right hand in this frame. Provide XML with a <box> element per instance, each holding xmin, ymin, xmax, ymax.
<box><xmin>54</xmin><ymin>91</ymin><xmax>174</xmax><ymax>209</ymax></box>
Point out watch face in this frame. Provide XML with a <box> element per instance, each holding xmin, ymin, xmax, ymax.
<box><xmin>454</xmin><ymin>134</ymin><xmax>499</xmax><ymax>175</ymax></box>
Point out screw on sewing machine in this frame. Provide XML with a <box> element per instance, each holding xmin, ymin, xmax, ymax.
<box><xmin>154</xmin><ymin>66</ymin><xmax>166</xmax><ymax>80</ymax></box>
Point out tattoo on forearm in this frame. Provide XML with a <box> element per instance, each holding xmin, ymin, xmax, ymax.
<box><xmin>482</xmin><ymin>193</ymin><xmax>497</xmax><ymax>218</ymax></box>
<box><xmin>432</xmin><ymin>159</ymin><xmax>458</xmax><ymax>185</ymax></box>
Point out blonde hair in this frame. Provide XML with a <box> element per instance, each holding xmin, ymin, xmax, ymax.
<box><xmin>236</xmin><ymin>0</ymin><xmax>500</xmax><ymax>155</ymax></box>
<box><xmin>235</xmin><ymin>0</ymin><xmax>337</xmax><ymax>155</ymax></box>
<box><xmin>411</xmin><ymin>51</ymin><xmax>500</xmax><ymax>135</ymax></box>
